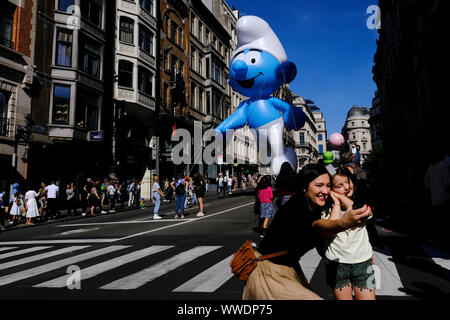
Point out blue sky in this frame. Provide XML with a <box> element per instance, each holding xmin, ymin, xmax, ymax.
<box><xmin>227</xmin><ymin>0</ymin><xmax>379</xmax><ymax>135</ymax></box>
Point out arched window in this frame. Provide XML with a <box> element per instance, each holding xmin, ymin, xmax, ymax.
<box><xmin>119</xmin><ymin>17</ymin><xmax>134</xmax><ymax>44</ymax></box>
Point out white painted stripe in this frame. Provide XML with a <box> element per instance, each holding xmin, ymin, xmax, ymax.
<box><xmin>0</xmin><ymin>247</ymin><xmax>18</xmax><ymax>253</ymax></box>
<box><xmin>420</xmin><ymin>245</ymin><xmax>450</xmax><ymax>280</ymax></box>
<box><xmin>0</xmin><ymin>246</ymin><xmax>88</xmax><ymax>271</ymax></box>
<box><xmin>0</xmin><ymin>246</ymin><xmax>52</xmax><ymax>260</ymax></box>
<box><xmin>372</xmin><ymin>246</ymin><xmax>408</xmax><ymax>296</ymax></box>
<box><xmin>0</xmin><ymin>245</ymin><xmax>128</xmax><ymax>286</ymax></box>
<box><xmin>115</xmin><ymin>202</ymin><xmax>254</xmax><ymax>242</ymax></box>
<box><xmin>101</xmin><ymin>246</ymin><xmax>221</xmax><ymax>290</ymax></box>
<box><xmin>34</xmin><ymin>245</ymin><xmax>173</xmax><ymax>288</ymax></box>
<box><xmin>173</xmin><ymin>254</ymin><xmax>235</xmax><ymax>293</ymax></box>
<box><xmin>299</xmin><ymin>248</ymin><xmax>323</xmax><ymax>283</ymax></box>
<box><xmin>0</xmin><ymin>239</ymin><xmax>119</xmax><ymax>245</ymax></box>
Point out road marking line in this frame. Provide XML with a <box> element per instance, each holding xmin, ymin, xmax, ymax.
<box><xmin>0</xmin><ymin>247</ymin><xmax>18</xmax><ymax>253</ymax></box>
<box><xmin>114</xmin><ymin>202</ymin><xmax>254</xmax><ymax>242</ymax></box>
<box><xmin>0</xmin><ymin>246</ymin><xmax>52</xmax><ymax>261</ymax></box>
<box><xmin>100</xmin><ymin>246</ymin><xmax>221</xmax><ymax>290</ymax></box>
<box><xmin>173</xmin><ymin>254</ymin><xmax>235</xmax><ymax>293</ymax></box>
<box><xmin>0</xmin><ymin>239</ymin><xmax>119</xmax><ymax>245</ymax></box>
<box><xmin>299</xmin><ymin>248</ymin><xmax>323</xmax><ymax>283</ymax></box>
<box><xmin>34</xmin><ymin>245</ymin><xmax>173</xmax><ymax>288</ymax></box>
<box><xmin>372</xmin><ymin>246</ymin><xmax>408</xmax><ymax>296</ymax></box>
<box><xmin>420</xmin><ymin>245</ymin><xmax>450</xmax><ymax>280</ymax></box>
<box><xmin>0</xmin><ymin>245</ymin><xmax>128</xmax><ymax>286</ymax></box>
<box><xmin>0</xmin><ymin>246</ymin><xmax>88</xmax><ymax>271</ymax></box>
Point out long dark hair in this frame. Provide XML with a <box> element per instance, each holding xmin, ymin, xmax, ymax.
<box><xmin>275</xmin><ymin>162</ymin><xmax>298</xmax><ymax>191</ymax></box>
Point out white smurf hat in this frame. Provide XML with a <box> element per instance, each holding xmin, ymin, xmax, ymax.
<box><xmin>232</xmin><ymin>15</ymin><xmax>287</xmax><ymax>63</ymax></box>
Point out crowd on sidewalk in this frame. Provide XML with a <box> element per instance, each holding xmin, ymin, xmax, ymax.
<box><xmin>0</xmin><ymin>171</ymin><xmax>259</xmax><ymax>230</ymax></box>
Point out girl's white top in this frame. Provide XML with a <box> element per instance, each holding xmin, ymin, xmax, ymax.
<box><xmin>321</xmin><ymin>210</ymin><xmax>373</xmax><ymax>264</ymax></box>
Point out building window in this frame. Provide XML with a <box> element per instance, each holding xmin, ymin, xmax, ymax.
<box><xmin>198</xmin><ymin>22</ymin><xmax>203</xmax><ymax>42</ymax></box>
<box><xmin>55</xmin><ymin>29</ymin><xmax>73</xmax><ymax>67</ymax></box>
<box><xmin>171</xmin><ymin>22</ymin><xmax>178</xmax><ymax>42</ymax></box>
<box><xmin>318</xmin><ymin>133</ymin><xmax>323</xmax><ymax>141</ymax></box>
<box><xmin>191</xmin><ymin>15</ymin><xmax>195</xmax><ymax>36</ymax></box>
<box><xmin>205</xmin><ymin>57</ymin><xmax>210</xmax><ymax>78</ymax></box>
<box><xmin>206</xmin><ymin>29</ymin><xmax>210</xmax><ymax>45</ymax></box>
<box><xmin>214</xmin><ymin>62</ymin><xmax>221</xmax><ymax>85</ymax></box>
<box><xmin>198</xmin><ymin>54</ymin><xmax>203</xmax><ymax>76</ymax></box>
<box><xmin>300</xmin><ymin>132</ymin><xmax>305</xmax><ymax>145</ymax></box>
<box><xmin>52</xmin><ymin>85</ymin><xmax>71</xmax><ymax>124</ymax></box>
<box><xmin>138</xmin><ymin>66</ymin><xmax>153</xmax><ymax>96</ymax></box>
<box><xmin>0</xmin><ymin>2</ymin><xmax>14</xmax><ymax>49</ymax></box>
<box><xmin>363</xmin><ymin>143</ymin><xmax>367</xmax><ymax>151</ymax></box>
<box><xmin>351</xmin><ymin>121</ymin><xmax>355</xmax><ymax>127</ymax></box>
<box><xmin>81</xmin><ymin>0</ymin><xmax>102</xmax><ymax>27</ymax></box>
<box><xmin>139</xmin><ymin>0</ymin><xmax>153</xmax><ymax>14</ymax></box>
<box><xmin>118</xmin><ymin>60</ymin><xmax>134</xmax><ymax>88</ymax></box>
<box><xmin>76</xmin><ymin>89</ymin><xmax>99</xmax><ymax>131</ymax></box>
<box><xmin>139</xmin><ymin>25</ymin><xmax>153</xmax><ymax>55</ymax></box>
<box><xmin>170</xmin><ymin>54</ymin><xmax>177</xmax><ymax>74</ymax></box>
<box><xmin>199</xmin><ymin>89</ymin><xmax>204</xmax><ymax>113</ymax></box>
<box><xmin>79</xmin><ymin>37</ymin><xmax>101</xmax><ymax>78</ymax></box>
<box><xmin>58</xmin><ymin>0</ymin><xmax>74</xmax><ymax>12</ymax></box>
<box><xmin>206</xmin><ymin>91</ymin><xmax>211</xmax><ymax>114</ymax></box>
<box><xmin>318</xmin><ymin>144</ymin><xmax>323</xmax><ymax>154</ymax></box>
<box><xmin>191</xmin><ymin>48</ymin><xmax>196</xmax><ymax>70</ymax></box>
<box><xmin>191</xmin><ymin>85</ymin><xmax>196</xmax><ymax>109</ymax></box>
<box><xmin>0</xmin><ymin>91</ymin><xmax>9</xmax><ymax>136</ymax></box>
<box><xmin>120</xmin><ymin>17</ymin><xmax>134</xmax><ymax>44</ymax></box>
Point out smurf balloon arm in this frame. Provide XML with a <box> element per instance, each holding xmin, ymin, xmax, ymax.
<box><xmin>269</xmin><ymin>97</ymin><xmax>307</xmax><ymax>131</ymax></box>
<box><xmin>215</xmin><ymin>101</ymin><xmax>248</xmax><ymax>135</ymax></box>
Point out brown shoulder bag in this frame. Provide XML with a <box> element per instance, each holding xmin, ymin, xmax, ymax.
<box><xmin>230</xmin><ymin>240</ymin><xmax>289</xmax><ymax>282</ymax></box>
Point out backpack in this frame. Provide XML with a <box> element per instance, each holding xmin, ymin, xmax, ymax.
<box><xmin>175</xmin><ymin>181</ymin><xmax>185</xmax><ymax>196</ymax></box>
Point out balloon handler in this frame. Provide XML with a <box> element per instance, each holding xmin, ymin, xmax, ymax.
<box><xmin>215</xmin><ymin>16</ymin><xmax>307</xmax><ymax>175</ymax></box>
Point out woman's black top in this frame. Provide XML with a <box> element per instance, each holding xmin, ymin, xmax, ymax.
<box><xmin>257</xmin><ymin>192</ymin><xmax>323</xmax><ymax>267</ymax></box>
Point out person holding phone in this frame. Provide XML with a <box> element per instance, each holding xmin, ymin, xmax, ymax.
<box><xmin>322</xmin><ymin>167</ymin><xmax>375</xmax><ymax>300</ymax></box>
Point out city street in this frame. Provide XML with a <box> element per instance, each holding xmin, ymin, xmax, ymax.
<box><xmin>0</xmin><ymin>193</ymin><xmax>448</xmax><ymax>301</ymax></box>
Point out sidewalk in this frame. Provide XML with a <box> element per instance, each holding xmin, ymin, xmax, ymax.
<box><xmin>1</xmin><ymin>188</ymin><xmax>256</xmax><ymax>233</ymax></box>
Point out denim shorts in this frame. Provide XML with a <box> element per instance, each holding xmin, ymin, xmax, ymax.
<box><xmin>325</xmin><ymin>257</ymin><xmax>376</xmax><ymax>290</ymax></box>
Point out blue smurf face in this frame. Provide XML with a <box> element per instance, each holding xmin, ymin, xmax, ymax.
<box><xmin>229</xmin><ymin>49</ymin><xmax>286</xmax><ymax>98</ymax></box>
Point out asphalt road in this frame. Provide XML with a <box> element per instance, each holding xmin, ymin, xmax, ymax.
<box><xmin>0</xmin><ymin>192</ymin><xmax>449</xmax><ymax>302</ymax></box>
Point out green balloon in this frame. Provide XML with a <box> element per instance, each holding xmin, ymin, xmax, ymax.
<box><xmin>323</xmin><ymin>151</ymin><xmax>334</xmax><ymax>164</ymax></box>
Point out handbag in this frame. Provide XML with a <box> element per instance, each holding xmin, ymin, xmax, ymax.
<box><xmin>230</xmin><ymin>240</ymin><xmax>289</xmax><ymax>282</ymax></box>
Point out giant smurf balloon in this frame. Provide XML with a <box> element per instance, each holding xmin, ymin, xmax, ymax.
<box><xmin>215</xmin><ymin>16</ymin><xmax>306</xmax><ymax>175</ymax></box>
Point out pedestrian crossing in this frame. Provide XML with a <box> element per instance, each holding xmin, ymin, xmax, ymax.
<box><xmin>0</xmin><ymin>242</ymin><xmax>448</xmax><ymax>298</ymax></box>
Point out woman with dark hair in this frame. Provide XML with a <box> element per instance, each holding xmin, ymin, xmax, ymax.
<box><xmin>257</xmin><ymin>176</ymin><xmax>275</xmax><ymax>238</ymax></box>
<box><xmin>275</xmin><ymin>162</ymin><xmax>298</xmax><ymax>208</ymax></box>
<box><xmin>243</xmin><ymin>164</ymin><xmax>372</xmax><ymax>300</ymax></box>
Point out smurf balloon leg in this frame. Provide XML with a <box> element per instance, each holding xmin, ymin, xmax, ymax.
<box><xmin>215</xmin><ymin>15</ymin><xmax>306</xmax><ymax>175</ymax></box>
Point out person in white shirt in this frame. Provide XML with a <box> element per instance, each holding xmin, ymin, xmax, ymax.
<box><xmin>25</xmin><ymin>186</ymin><xmax>40</xmax><ymax>225</ymax></box>
<box><xmin>227</xmin><ymin>176</ymin><xmax>233</xmax><ymax>195</ymax></box>
<box><xmin>322</xmin><ymin>167</ymin><xmax>375</xmax><ymax>300</ymax></box>
<box><xmin>45</xmin><ymin>181</ymin><xmax>59</xmax><ymax>220</ymax></box>
<box><xmin>107</xmin><ymin>181</ymin><xmax>116</xmax><ymax>213</ymax></box>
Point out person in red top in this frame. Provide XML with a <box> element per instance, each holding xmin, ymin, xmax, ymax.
<box><xmin>258</xmin><ymin>176</ymin><xmax>275</xmax><ymax>238</ymax></box>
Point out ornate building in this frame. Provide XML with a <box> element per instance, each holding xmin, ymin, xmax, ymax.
<box><xmin>341</xmin><ymin>105</ymin><xmax>372</xmax><ymax>163</ymax></box>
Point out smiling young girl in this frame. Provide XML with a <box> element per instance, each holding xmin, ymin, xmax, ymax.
<box><xmin>323</xmin><ymin>167</ymin><xmax>376</xmax><ymax>300</ymax></box>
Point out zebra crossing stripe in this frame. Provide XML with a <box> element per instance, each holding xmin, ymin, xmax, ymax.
<box><xmin>420</xmin><ymin>245</ymin><xmax>450</xmax><ymax>280</ymax></box>
<box><xmin>0</xmin><ymin>246</ymin><xmax>128</xmax><ymax>286</ymax></box>
<box><xmin>0</xmin><ymin>247</ymin><xmax>18</xmax><ymax>253</ymax></box>
<box><xmin>299</xmin><ymin>248</ymin><xmax>322</xmax><ymax>283</ymax></box>
<box><xmin>34</xmin><ymin>245</ymin><xmax>174</xmax><ymax>288</ymax></box>
<box><xmin>372</xmin><ymin>246</ymin><xmax>408</xmax><ymax>296</ymax></box>
<box><xmin>0</xmin><ymin>246</ymin><xmax>52</xmax><ymax>260</ymax></box>
<box><xmin>100</xmin><ymin>246</ymin><xmax>222</xmax><ymax>290</ymax></box>
<box><xmin>0</xmin><ymin>246</ymin><xmax>87</xmax><ymax>271</ymax></box>
<box><xmin>173</xmin><ymin>254</ymin><xmax>235</xmax><ymax>293</ymax></box>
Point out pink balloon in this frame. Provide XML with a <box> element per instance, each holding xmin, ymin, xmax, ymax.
<box><xmin>329</xmin><ymin>133</ymin><xmax>345</xmax><ymax>148</ymax></box>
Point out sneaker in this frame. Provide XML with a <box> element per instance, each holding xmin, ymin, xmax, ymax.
<box><xmin>153</xmin><ymin>214</ymin><xmax>162</xmax><ymax>220</ymax></box>
<box><xmin>174</xmin><ymin>215</ymin><xmax>179</xmax><ymax>219</ymax></box>
<box><xmin>101</xmin><ymin>210</ymin><xmax>107</xmax><ymax>214</ymax></box>
<box><xmin>196</xmin><ymin>212</ymin><xmax>204</xmax><ymax>217</ymax></box>
<box><xmin>181</xmin><ymin>215</ymin><xmax>184</xmax><ymax>219</ymax></box>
